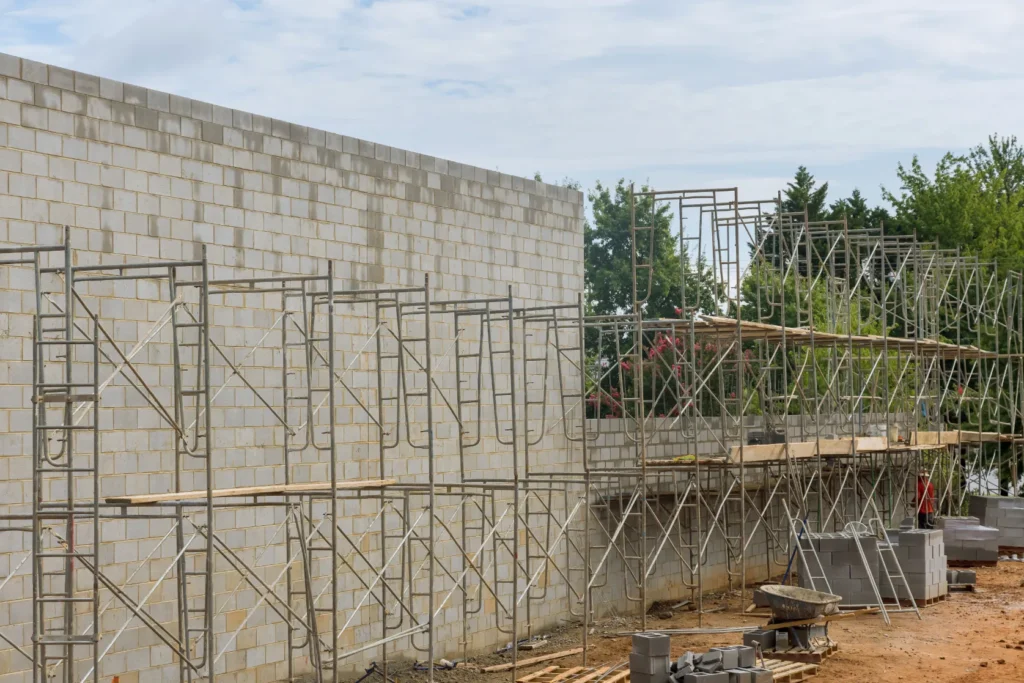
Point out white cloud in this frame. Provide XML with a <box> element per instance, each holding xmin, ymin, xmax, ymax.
<box><xmin>1</xmin><ymin>0</ymin><xmax>1021</xmax><ymax>205</ymax></box>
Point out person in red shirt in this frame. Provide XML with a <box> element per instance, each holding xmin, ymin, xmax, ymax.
<box><xmin>915</xmin><ymin>471</ymin><xmax>936</xmax><ymax>529</ymax></box>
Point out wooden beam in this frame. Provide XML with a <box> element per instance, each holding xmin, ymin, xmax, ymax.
<box><xmin>762</xmin><ymin>607</ymin><xmax>878</xmax><ymax>631</ymax></box>
<box><xmin>481</xmin><ymin>647</ymin><xmax>589</xmax><ymax>673</ymax></box>
<box><xmin>105</xmin><ymin>479</ymin><xmax>396</xmax><ymax>505</ymax></box>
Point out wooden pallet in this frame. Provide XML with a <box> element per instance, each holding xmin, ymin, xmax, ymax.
<box><xmin>525</xmin><ymin>661</ymin><xmax>819</xmax><ymax>683</ymax></box>
<box><xmin>948</xmin><ymin>583</ymin><xmax>977</xmax><ymax>592</ymax></box>
<box><xmin>999</xmin><ymin>546</ymin><xmax>1024</xmax><ymax>555</ymax></box>
<box><xmin>762</xmin><ymin>658</ymin><xmax>820</xmax><ymax>682</ymax></box>
<box><xmin>841</xmin><ymin>593</ymin><xmax>950</xmax><ymax>610</ymax></box>
<box><xmin>901</xmin><ymin>593</ymin><xmax>949</xmax><ymax>608</ymax></box>
<box><xmin>764</xmin><ymin>642</ymin><xmax>837</xmax><ymax>664</ymax></box>
<box><xmin>516</xmin><ymin>666</ymin><xmax>612</xmax><ymax>683</ymax></box>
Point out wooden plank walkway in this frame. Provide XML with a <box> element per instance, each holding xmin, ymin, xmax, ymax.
<box><xmin>105</xmin><ymin>479</ymin><xmax>395</xmax><ymax>504</ymax></box>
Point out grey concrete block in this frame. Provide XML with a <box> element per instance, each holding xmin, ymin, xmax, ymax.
<box><xmin>747</xmin><ymin>669</ymin><xmax>773</xmax><ymax>683</ymax></box>
<box><xmin>633</xmin><ymin>633</ymin><xmax>671</xmax><ymax>657</ymax></box>
<box><xmin>697</xmin><ymin>651</ymin><xmax>722</xmax><ymax>668</ymax></box>
<box><xmin>682</xmin><ymin>673</ymin><xmax>728</xmax><ymax>683</ymax></box>
<box><xmin>734</xmin><ymin>646</ymin><xmax>755</xmax><ymax>668</ymax></box>
<box><xmin>630</xmin><ymin>654</ymin><xmax>670</xmax><ymax>675</ymax></box>
<box><xmin>817</xmin><ymin>536</ymin><xmax>849</xmax><ymax>552</ymax></box>
<box><xmin>708</xmin><ymin>648</ymin><xmax>738</xmax><ymax>669</ymax></box>
<box><xmin>958</xmin><ymin>569</ymin><xmax>977</xmax><ymax>584</ymax></box>
<box><xmin>631</xmin><ymin>673</ymin><xmax>670</xmax><ymax>683</ymax></box>
<box><xmin>743</xmin><ymin>629</ymin><xmax>775</xmax><ymax>651</ymax></box>
<box><xmin>725</xmin><ymin>670</ymin><xmax>752</xmax><ymax>683</ymax></box>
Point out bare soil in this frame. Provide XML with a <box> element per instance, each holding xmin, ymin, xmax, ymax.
<box><xmin>394</xmin><ymin>562</ymin><xmax>1024</xmax><ymax>683</ymax></box>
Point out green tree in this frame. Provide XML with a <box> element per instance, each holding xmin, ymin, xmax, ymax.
<box><xmin>967</xmin><ymin>134</ymin><xmax>1024</xmax><ymax>205</ymax></box>
<box><xmin>585</xmin><ymin>180</ymin><xmax>716</xmax><ymax>318</ymax></box>
<box><xmin>883</xmin><ymin>141</ymin><xmax>1024</xmax><ymax>274</ymax></box>
<box><xmin>828</xmin><ymin>188</ymin><xmax>893</xmax><ymax>231</ymax></box>
<box><xmin>783</xmin><ymin>166</ymin><xmax>830</xmax><ymax>220</ymax></box>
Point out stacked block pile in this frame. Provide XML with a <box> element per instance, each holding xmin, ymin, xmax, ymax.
<box><xmin>947</xmin><ymin>569</ymin><xmax>977</xmax><ymax>585</ymax></box>
<box><xmin>969</xmin><ymin>495</ymin><xmax>1024</xmax><ymax>549</ymax></box>
<box><xmin>936</xmin><ymin>516</ymin><xmax>999</xmax><ymax>563</ymax></box>
<box><xmin>879</xmin><ymin>529</ymin><xmax>947</xmax><ymax>602</ymax></box>
<box><xmin>797</xmin><ymin>532</ymin><xmax>880</xmax><ymax>605</ymax></box>
<box><xmin>744</xmin><ymin>624</ymin><xmax>829</xmax><ymax>652</ymax></box>
<box><xmin>629</xmin><ymin>634</ymin><xmax>772</xmax><ymax>683</ymax></box>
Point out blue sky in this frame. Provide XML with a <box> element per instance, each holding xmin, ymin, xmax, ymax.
<box><xmin>3</xmin><ymin>0</ymin><xmax>1022</xmax><ymax>211</ymax></box>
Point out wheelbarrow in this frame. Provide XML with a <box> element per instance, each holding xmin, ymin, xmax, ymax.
<box><xmin>758</xmin><ymin>584</ymin><xmax>841</xmax><ymax>622</ymax></box>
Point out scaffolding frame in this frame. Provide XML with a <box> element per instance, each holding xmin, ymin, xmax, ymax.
<box><xmin>0</xmin><ymin>199</ymin><xmax>1021</xmax><ymax>683</ymax></box>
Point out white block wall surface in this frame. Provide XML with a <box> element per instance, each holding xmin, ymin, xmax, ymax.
<box><xmin>0</xmin><ymin>51</ymin><xmax>587</xmax><ymax>683</ymax></box>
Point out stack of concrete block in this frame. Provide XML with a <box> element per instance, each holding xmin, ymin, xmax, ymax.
<box><xmin>664</xmin><ymin>645</ymin><xmax>770</xmax><ymax>683</ymax></box>
<box><xmin>936</xmin><ymin>516</ymin><xmax>999</xmax><ymax>563</ymax></box>
<box><xmin>879</xmin><ymin>529</ymin><xmax>947</xmax><ymax>601</ymax></box>
<box><xmin>969</xmin><ymin>495</ymin><xmax>1024</xmax><ymax>548</ymax></box>
<box><xmin>797</xmin><ymin>532</ymin><xmax>880</xmax><ymax>605</ymax></box>
<box><xmin>744</xmin><ymin>624</ymin><xmax>828</xmax><ymax>653</ymax></box>
<box><xmin>631</xmin><ymin>633</ymin><xmax>672</xmax><ymax>683</ymax></box>
<box><xmin>947</xmin><ymin>569</ymin><xmax>977</xmax><ymax>585</ymax></box>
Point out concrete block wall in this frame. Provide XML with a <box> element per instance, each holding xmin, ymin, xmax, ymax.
<box><xmin>0</xmin><ymin>51</ymin><xmax>589</xmax><ymax>683</ymax></box>
<box><xmin>798</xmin><ymin>533</ymin><xmax>880</xmax><ymax>605</ymax></box>
<box><xmin>880</xmin><ymin>529</ymin><xmax>947</xmax><ymax>602</ymax></box>
<box><xmin>969</xmin><ymin>495</ymin><xmax>1024</xmax><ymax>548</ymax></box>
<box><xmin>585</xmin><ymin>487</ymin><xmax>783</xmax><ymax>619</ymax></box>
<box><xmin>936</xmin><ymin>516</ymin><xmax>999</xmax><ymax>562</ymax></box>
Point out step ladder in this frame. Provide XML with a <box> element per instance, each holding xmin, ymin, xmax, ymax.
<box><xmin>842</xmin><ymin>521</ymin><xmax>892</xmax><ymax>626</ymax></box>
<box><xmin>782</xmin><ymin>500</ymin><xmax>832</xmax><ymax>594</ymax></box>
<box><xmin>862</xmin><ymin>498</ymin><xmax>923</xmax><ymax>620</ymax></box>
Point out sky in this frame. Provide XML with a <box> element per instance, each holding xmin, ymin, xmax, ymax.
<box><xmin>2</xmin><ymin>0</ymin><xmax>1023</xmax><ymax>212</ymax></box>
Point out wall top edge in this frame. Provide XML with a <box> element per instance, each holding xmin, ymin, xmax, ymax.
<box><xmin>0</xmin><ymin>51</ymin><xmax>584</xmax><ymax>207</ymax></box>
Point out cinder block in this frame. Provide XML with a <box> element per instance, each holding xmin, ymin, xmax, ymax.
<box><xmin>630</xmin><ymin>654</ymin><xmax>670</xmax><ymax>675</ymax></box>
<box><xmin>725</xmin><ymin>670</ymin><xmax>752</xmax><ymax>683</ymax></box>
<box><xmin>958</xmin><ymin>570</ymin><xmax>977</xmax><ymax>584</ymax></box>
<box><xmin>633</xmin><ymin>633</ymin><xmax>671</xmax><ymax>657</ymax></box>
<box><xmin>682</xmin><ymin>673</ymin><xmax>728</xmax><ymax>683</ymax></box>
<box><xmin>708</xmin><ymin>648</ymin><xmax>738</xmax><ymax>670</ymax></box>
<box><xmin>817</xmin><ymin>536</ymin><xmax>849</xmax><ymax>552</ymax></box>
<box><xmin>632</xmin><ymin>672</ymin><xmax>670</xmax><ymax>683</ymax></box>
<box><xmin>742</xmin><ymin>629</ymin><xmax>775</xmax><ymax>651</ymax></box>
<box><xmin>747</xmin><ymin>668</ymin><xmax>773</xmax><ymax>683</ymax></box>
<box><xmin>776</xmin><ymin>630</ymin><xmax>789</xmax><ymax>650</ymax></box>
<box><xmin>734</xmin><ymin>646</ymin><xmax>755</xmax><ymax>668</ymax></box>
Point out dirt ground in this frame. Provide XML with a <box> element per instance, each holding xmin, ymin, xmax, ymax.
<box><xmin>418</xmin><ymin>561</ymin><xmax>1024</xmax><ymax>683</ymax></box>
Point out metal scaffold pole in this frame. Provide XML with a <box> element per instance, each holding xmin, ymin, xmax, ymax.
<box><xmin>3</xmin><ymin>196</ymin><xmax>1020</xmax><ymax>683</ymax></box>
